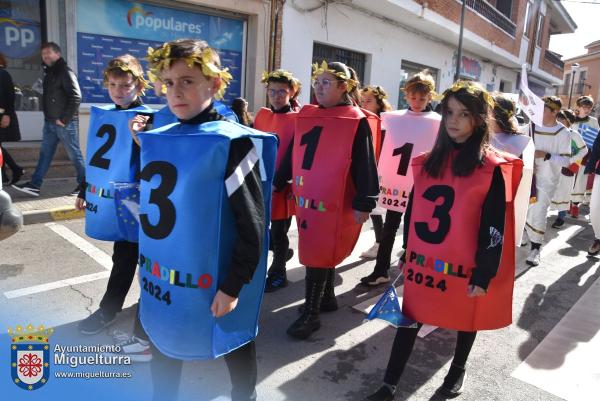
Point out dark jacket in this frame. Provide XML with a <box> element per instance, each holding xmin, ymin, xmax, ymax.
<box><xmin>585</xmin><ymin>133</ymin><xmax>600</xmax><ymax>175</ymax></box>
<box><xmin>42</xmin><ymin>58</ymin><xmax>81</xmax><ymax>124</ymax></box>
<box><xmin>0</xmin><ymin>67</ymin><xmax>20</xmax><ymax>142</ymax></box>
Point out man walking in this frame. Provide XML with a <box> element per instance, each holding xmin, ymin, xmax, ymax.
<box><xmin>13</xmin><ymin>42</ymin><xmax>85</xmax><ymax>197</ymax></box>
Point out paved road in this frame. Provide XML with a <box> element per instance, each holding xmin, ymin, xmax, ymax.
<box><xmin>1</xmin><ymin>211</ymin><xmax>598</xmax><ymax>400</ymax></box>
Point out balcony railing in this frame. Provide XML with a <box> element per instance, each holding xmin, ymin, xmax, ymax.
<box><xmin>544</xmin><ymin>49</ymin><xmax>564</xmax><ymax>69</ymax></box>
<box><xmin>462</xmin><ymin>0</ymin><xmax>517</xmax><ymax>37</ymax></box>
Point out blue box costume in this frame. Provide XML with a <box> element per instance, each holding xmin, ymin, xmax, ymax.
<box><xmin>137</xmin><ymin>120</ymin><xmax>276</xmax><ymax>359</ymax></box>
<box><xmin>84</xmin><ymin>105</ymin><xmax>154</xmax><ymax>241</ymax></box>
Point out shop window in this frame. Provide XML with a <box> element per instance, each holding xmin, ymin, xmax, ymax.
<box><xmin>0</xmin><ymin>0</ymin><xmax>44</xmax><ymax>111</ymax></box>
<box><xmin>312</xmin><ymin>42</ymin><xmax>365</xmax><ymax>83</ymax></box>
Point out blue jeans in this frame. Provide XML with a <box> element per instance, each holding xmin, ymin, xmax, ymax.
<box><xmin>31</xmin><ymin>120</ymin><xmax>85</xmax><ymax>188</ymax></box>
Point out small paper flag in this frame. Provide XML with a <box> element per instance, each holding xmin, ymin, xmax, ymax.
<box><xmin>364</xmin><ymin>286</ymin><xmax>418</xmax><ymax>328</ymax></box>
<box><xmin>113</xmin><ymin>182</ymin><xmax>140</xmax><ymax>242</ymax></box>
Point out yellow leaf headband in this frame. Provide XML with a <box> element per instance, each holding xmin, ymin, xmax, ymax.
<box><xmin>145</xmin><ymin>43</ymin><xmax>233</xmax><ymax>100</ymax></box>
<box><xmin>440</xmin><ymin>80</ymin><xmax>495</xmax><ymax>110</ymax></box>
<box><xmin>543</xmin><ymin>98</ymin><xmax>561</xmax><ymax>112</ymax></box>
<box><xmin>311</xmin><ymin>60</ymin><xmax>357</xmax><ymax>93</ymax></box>
<box><xmin>103</xmin><ymin>59</ymin><xmax>151</xmax><ymax>95</ymax></box>
<box><xmin>362</xmin><ymin>86</ymin><xmax>387</xmax><ymax>101</ymax></box>
<box><xmin>261</xmin><ymin>69</ymin><xmax>300</xmax><ymax>92</ymax></box>
<box><xmin>403</xmin><ymin>78</ymin><xmax>437</xmax><ymax>97</ymax></box>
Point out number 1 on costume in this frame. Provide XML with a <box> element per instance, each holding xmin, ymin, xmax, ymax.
<box><xmin>392</xmin><ymin>142</ymin><xmax>414</xmax><ymax>176</ymax></box>
<box><xmin>300</xmin><ymin>126</ymin><xmax>323</xmax><ymax>170</ymax></box>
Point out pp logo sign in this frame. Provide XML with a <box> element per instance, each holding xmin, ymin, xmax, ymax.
<box><xmin>0</xmin><ymin>18</ymin><xmax>40</xmax><ymax>59</ymax></box>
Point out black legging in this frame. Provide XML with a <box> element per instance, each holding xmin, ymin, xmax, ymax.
<box><xmin>383</xmin><ymin>324</ymin><xmax>477</xmax><ymax>386</ymax></box>
<box><xmin>269</xmin><ymin>217</ymin><xmax>292</xmax><ymax>274</ymax></box>
<box><xmin>371</xmin><ymin>214</ymin><xmax>384</xmax><ymax>243</ymax></box>
<box><xmin>0</xmin><ymin>144</ymin><xmax>21</xmax><ymax>173</ymax></box>
<box><xmin>133</xmin><ymin>304</ymin><xmax>257</xmax><ymax>401</ymax></box>
<box><xmin>373</xmin><ymin>210</ymin><xmax>403</xmax><ymax>276</ymax></box>
<box><xmin>150</xmin><ymin>341</ymin><xmax>257</xmax><ymax>401</ymax></box>
<box><xmin>99</xmin><ymin>241</ymin><xmax>138</xmax><ymax>316</ymax></box>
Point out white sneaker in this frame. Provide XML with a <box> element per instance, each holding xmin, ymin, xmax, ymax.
<box><xmin>360</xmin><ymin>243</ymin><xmax>379</xmax><ymax>259</ymax></box>
<box><xmin>526</xmin><ymin>249</ymin><xmax>540</xmax><ymax>266</ymax></box>
<box><xmin>106</xmin><ymin>330</ymin><xmax>152</xmax><ymax>362</ymax></box>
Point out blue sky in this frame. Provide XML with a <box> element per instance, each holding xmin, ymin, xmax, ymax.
<box><xmin>549</xmin><ymin>0</ymin><xmax>600</xmax><ymax>60</ymax></box>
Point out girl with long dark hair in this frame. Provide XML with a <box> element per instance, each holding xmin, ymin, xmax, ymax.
<box><xmin>365</xmin><ymin>81</ymin><xmax>522</xmax><ymax>400</ymax></box>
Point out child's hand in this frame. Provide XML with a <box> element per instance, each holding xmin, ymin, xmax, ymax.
<box><xmin>466</xmin><ymin>285</ymin><xmax>486</xmax><ymax>297</ymax></box>
<box><xmin>129</xmin><ymin>115</ymin><xmax>150</xmax><ymax>146</ymax></box>
<box><xmin>534</xmin><ymin>150</ymin><xmax>548</xmax><ymax>159</ymax></box>
<box><xmin>75</xmin><ymin>197</ymin><xmax>86</xmax><ymax>211</ymax></box>
<box><xmin>210</xmin><ymin>290</ymin><xmax>239</xmax><ymax>318</ymax></box>
<box><xmin>353</xmin><ymin>210</ymin><xmax>370</xmax><ymax>224</ymax></box>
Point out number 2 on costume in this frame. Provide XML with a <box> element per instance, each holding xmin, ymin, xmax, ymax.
<box><xmin>300</xmin><ymin>126</ymin><xmax>322</xmax><ymax>170</ymax></box>
<box><xmin>140</xmin><ymin>161</ymin><xmax>177</xmax><ymax>240</ymax></box>
<box><xmin>392</xmin><ymin>142</ymin><xmax>414</xmax><ymax>176</ymax></box>
<box><xmin>414</xmin><ymin>185</ymin><xmax>454</xmax><ymax>244</ymax></box>
<box><xmin>89</xmin><ymin>124</ymin><xmax>116</xmax><ymax>170</ymax></box>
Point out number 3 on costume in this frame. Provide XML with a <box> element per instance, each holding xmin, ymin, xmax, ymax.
<box><xmin>414</xmin><ymin>185</ymin><xmax>454</xmax><ymax>244</ymax></box>
<box><xmin>139</xmin><ymin>161</ymin><xmax>178</xmax><ymax>240</ymax></box>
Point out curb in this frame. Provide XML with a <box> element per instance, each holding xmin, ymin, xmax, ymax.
<box><xmin>22</xmin><ymin>206</ymin><xmax>84</xmax><ymax>225</ymax></box>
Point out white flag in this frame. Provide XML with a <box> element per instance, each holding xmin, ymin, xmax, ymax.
<box><xmin>519</xmin><ymin>64</ymin><xmax>544</xmax><ymax>126</ymax></box>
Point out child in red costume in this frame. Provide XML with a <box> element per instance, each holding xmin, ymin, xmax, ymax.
<box><xmin>273</xmin><ymin>61</ymin><xmax>379</xmax><ymax>340</ymax></box>
<box><xmin>365</xmin><ymin>81</ymin><xmax>522</xmax><ymax>400</ymax></box>
<box><xmin>254</xmin><ymin>69</ymin><xmax>301</xmax><ymax>292</ymax></box>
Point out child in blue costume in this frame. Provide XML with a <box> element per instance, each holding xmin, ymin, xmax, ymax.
<box><xmin>130</xmin><ymin>39</ymin><xmax>266</xmax><ymax>401</ymax></box>
<box><xmin>76</xmin><ymin>54</ymin><xmax>152</xmax><ymax>335</ymax></box>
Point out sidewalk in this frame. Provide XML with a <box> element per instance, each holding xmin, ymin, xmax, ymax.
<box><xmin>5</xmin><ymin>178</ymin><xmax>84</xmax><ymax>225</ymax></box>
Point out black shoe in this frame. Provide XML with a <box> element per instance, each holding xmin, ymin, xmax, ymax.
<box><xmin>360</xmin><ymin>271</ymin><xmax>391</xmax><ymax>286</ymax></box>
<box><xmin>10</xmin><ymin>168</ymin><xmax>25</xmax><ymax>185</ymax></box>
<box><xmin>287</xmin><ymin>278</ymin><xmax>325</xmax><ymax>340</ymax></box>
<box><xmin>264</xmin><ymin>272</ymin><xmax>288</xmax><ymax>293</ymax></box>
<box><xmin>78</xmin><ymin>309</ymin><xmax>117</xmax><ymax>335</ymax></box>
<box><xmin>364</xmin><ymin>384</ymin><xmax>396</xmax><ymax>401</ymax></box>
<box><xmin>70</xmin><ymin>183</ymin><xmax>84</xmax><ymax>196</ymax></box>
<box><xmin>11</xmin><ymin>181</ymin><xmax>40</xmax><ymax>197</ymax></box>
<box><xmin>439</xmin><ymin>363</ymin><xmax>466</xmax><ymax>397</ymax></box>
<box><xmin>551</xmin><ymin>217</ymin><xmax>565</xmax><ymax>228</ymax></box>
<box><xmin>588</xmin><ymin>239</ymin><xmax>600</xmax><ymax>256</ymax></box>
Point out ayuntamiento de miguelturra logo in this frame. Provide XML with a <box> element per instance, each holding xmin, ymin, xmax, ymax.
<box><xmin>9</xmin><ymin>324</ymin><xmax>53</xmax><ymax>390</ymax></box>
